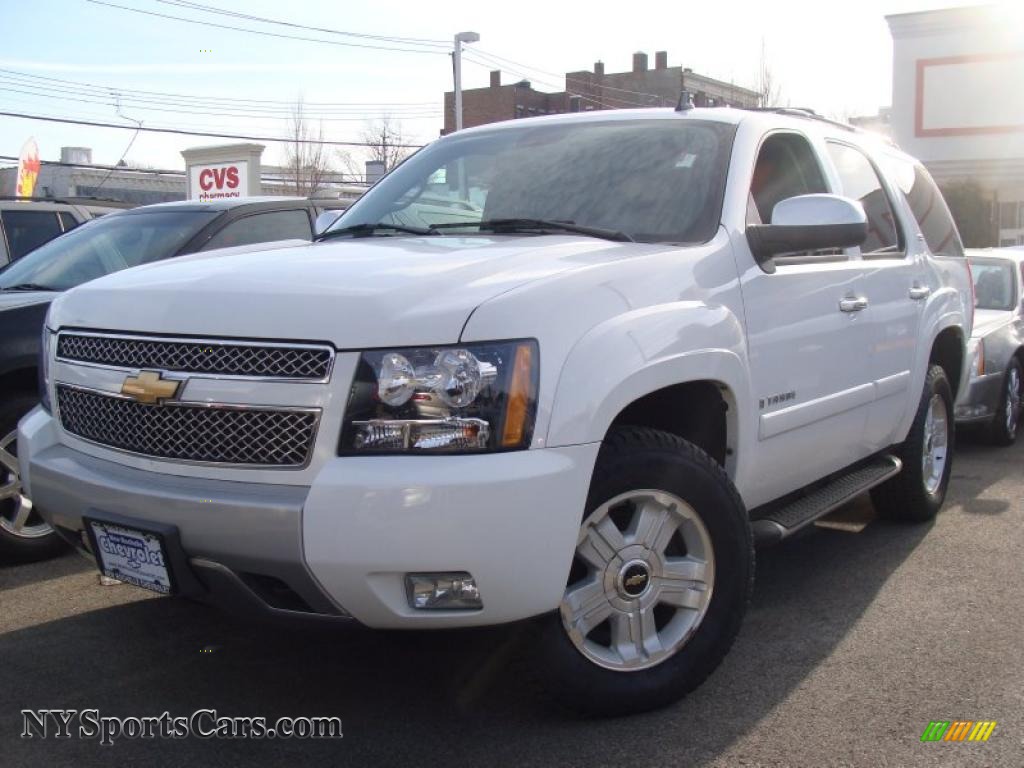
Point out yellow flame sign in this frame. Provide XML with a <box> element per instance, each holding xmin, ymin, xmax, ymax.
<box><xmin>16</xmin><ymin>138</ymin><xmax>40</xmax><ymax>198</ymax></box>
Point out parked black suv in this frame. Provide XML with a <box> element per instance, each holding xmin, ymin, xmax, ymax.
<box><xmin>0</xmin><ymin>196</ymin><xmax>325</xmax><ymax>561</ymax></box>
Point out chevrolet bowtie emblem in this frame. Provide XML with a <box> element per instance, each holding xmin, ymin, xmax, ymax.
<box><xmin>121</xmin><ymin>371</ymin><xmax>181</xmax><ymax>405</ymax></box>
<box><xmin>625</xmin><ymin>574</ymin><xmax>647</xmax><ymax>588</ymax></box>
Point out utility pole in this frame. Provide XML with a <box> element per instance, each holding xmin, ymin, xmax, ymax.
<box><xmin>453</xmin><ymin>31</ymin><xmax>480</xmax><ymax>132</ymax></box>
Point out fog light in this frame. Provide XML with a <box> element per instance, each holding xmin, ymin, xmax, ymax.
<box><xmin>406</xmin><ymin>572</ymin><xmax>482</xmax><ymax>610</ymax></box>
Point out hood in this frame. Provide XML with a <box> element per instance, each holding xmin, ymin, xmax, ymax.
<box><xmin>0</xmin><ymin>290</ymin><xmax>56</xmax><ymax>313</ymax></box>
<box><xmin>971</xmin><ymin>308</ymin><xmax>1013</xmax><ymax>339</ymax></box>
<box><xmin>50</xmin><ymin>235</ymin><xmax>640</xmax><ymax>347</ymax></box>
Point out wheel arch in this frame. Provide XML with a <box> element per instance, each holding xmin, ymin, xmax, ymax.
<box><xmin>606</xmin><ymin>380</ymin><xmax>736</xmax><ymax>470</ymax></box>
<box><xmin>544</xmin><ymin>302</ymin><xmax>752</xmax><ymax>482</ymax></box>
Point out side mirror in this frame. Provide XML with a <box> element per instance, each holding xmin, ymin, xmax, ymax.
<box><xmin>314</xmin><ymin>209</ymin><xmax>345</xmax><ymax>236</ymax></box>
<box><xmin>746</xmin><ymin>194</ymin><xmax>868</xmax><ymax>270</ymax></box>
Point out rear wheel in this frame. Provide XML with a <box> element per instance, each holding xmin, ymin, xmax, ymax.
<box><xmin>0</xmin><ymin>394</ymin><xmax>66</xmax><ymax>562</ymax></box>
<box><xmin>871</xmin><ymin>365</ymin><xmax>954</xmax><ymax>522</ymax></box>
<box><xmin>989</xmin><ymin>359</ymin><xmax>1021</xmax><ymax>446</ymax></box>
<box><xmin>537</xmin><ymin>427</ymin><xmax>753</xmax><ymax>715</ymax></box>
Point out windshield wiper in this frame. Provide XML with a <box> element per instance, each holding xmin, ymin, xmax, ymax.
<box><xmin>315</xmin><ymin>222</ymin><xmax>436</xmax><ymax>241</ymax></box>
<box><xmin>430</xmin><ymin>218</ymin><xmax>634</xmax><ymax>243</ymax></box>
<box><xmin>0</xmin><ymin>283</ymin><xmax>56</xmax><ymax>292</ymax></box>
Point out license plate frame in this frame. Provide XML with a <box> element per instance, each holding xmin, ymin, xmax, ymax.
<box><xmin>84</xmin><ymin>517</ymin><xmax>175</xmax><ymax>595</ymax></box>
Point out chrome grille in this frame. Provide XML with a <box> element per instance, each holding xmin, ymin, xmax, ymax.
<box><xmin>57</xmin><ymin>333</ymin><xmax>332</xmax><ymax>380</ymax></box>
<box><xmin>57</xmin><ymin>386</ymin><xmax>319</xmax><ymax>467</ymax></box>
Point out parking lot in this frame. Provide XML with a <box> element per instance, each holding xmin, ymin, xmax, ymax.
<box><xmin>0</xmin><ymin>436</ymin><xmax>1019</xmax><ymax>767</ymax></box>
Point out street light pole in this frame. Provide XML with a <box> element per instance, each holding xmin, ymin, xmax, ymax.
<box><xmin>453</xmin><ymin>31</ymin><xmax>480</xmax><ymax>132</ymax></box>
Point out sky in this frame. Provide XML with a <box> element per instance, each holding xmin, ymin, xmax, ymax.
<box><xmin>0</xmin><ymin>0</ymin><xmax>1000</xmax><ymax>175</ymax></box>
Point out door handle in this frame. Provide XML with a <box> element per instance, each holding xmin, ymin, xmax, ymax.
<box><xmin>909</xmin><ymin>285</ymin><xmax>931</xmax><ymax>300</ymax></box>
<box><xmin>839</xmin><ymin>297</ymin><xmax>869</xmax><ymax>313</ymax></box>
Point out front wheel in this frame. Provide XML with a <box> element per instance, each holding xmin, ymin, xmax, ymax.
<box><xmin>871</xmin><ymin>365</ymin><xmax>954</xmax><ymax>522</ymax></box>
<box><xmin>537</xmin><ymin>427</ymin><xmax>753</xmax><ymax>715</ymax></box>
<box><xmin>0</xmin><ymin>396</ymin><xmax>66</xmax><ymax>563</ymax></box>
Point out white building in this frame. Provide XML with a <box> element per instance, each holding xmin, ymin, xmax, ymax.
<box><xmin>887</xmin><ymin>5</ymin><xmax>1024</xmax><ymax>246</ymax></box>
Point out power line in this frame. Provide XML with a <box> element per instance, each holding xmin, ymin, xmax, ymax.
<box><xmin>0</xmin><ymin>154</ymin><xmax>184</xmax><ymax>176</ymax></box>
<box><xmin>85</xmin><ymin>0</ymin><xmax>449</xmax><ymax>55</ymax></box>
<box><xmin>94</xmin><ymin>95</ymin><xmax>144</xmax><ymax>193</ymax></box>
<box><xmin>0</xmin><ymin>110</ymin><xmax>426</xmax><ymax>148</ymax></box>
<box><xmin>153</xmin><ymin>0</ymin><xmax>449</xmax><ymax>46</ymax></box>
<box><xmin>0</xmin><ymin>68</ymin><xmax>438</xmax><ymax>109</ymax></box>
<box><xmin>0</xmin><ymin>82</ymin><xmax>442</xmax><ymax>121</ymax></box>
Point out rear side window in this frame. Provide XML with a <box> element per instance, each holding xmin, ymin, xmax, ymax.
<box><xmin>201</xmin><ymin>209</ymin><xmax>312</xmax><ymax>251</ymax></box>
<box><xmin>826</xmin><ymin>143</ymin><xmax>900</xmax><ymax>255</ymax></box>
<box><xmin>886</xmin><ymin>158</ymin><xmax>964</xmax><ymax>258</ymax></box>
<box><xmin>0</xmin><ymin>210</ymin><xmax>64</xmax><ymax>260</ymax></box>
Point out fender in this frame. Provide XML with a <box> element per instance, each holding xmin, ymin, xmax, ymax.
<box><xmin>546</xmin><ymin>300</ymin><xmax>752</xmax><ymax>480</ymax></box>
<box><xmin>895</xmin><ymin>283</ymin><xmax>966</xmax><ymax>444</ymax></box>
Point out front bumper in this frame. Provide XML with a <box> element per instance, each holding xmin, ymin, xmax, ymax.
<box><xmin>954</xmin><ymin>372</ymin><xmax>1003</xmax><ymax>423</ymax></box>
<box><xmin>19</xmin><ymin>407</ymin><xmax>599</xmax><ymax>629</ymax></box>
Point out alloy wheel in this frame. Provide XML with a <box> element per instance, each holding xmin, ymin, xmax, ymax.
<box><xmin>560</xmin><ymin>489</ymin><xmax>715</xmax><ymax>672</ymax></box>
<box><xmin>1005</xmin><ymin>367</ymin><xmax>1020</xmax><ymax>438</ymax></box>
<box><xmin>0</xmin><ymin>430</ymin><xmax>53</xmax><ymax>540</ymax></box>
<box><xmin>921</xmin><ymin>395</ymin><xmax>949</xmax><ymax>495</ymax></box>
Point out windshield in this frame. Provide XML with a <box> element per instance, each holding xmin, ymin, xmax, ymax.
<box><xmin>0</xmin><ymin>210</ymin><xmax>218</xmax><ymax>292</ymax></box>
<box><xmin>332</xmin><ymin>118</ymin><xmax>736</xmax><ymax>244</ymax></box>
<box><xmin>969</xmin><ymin>259</ymin><xmax>1016</xmax><ymax>311</ymax></box>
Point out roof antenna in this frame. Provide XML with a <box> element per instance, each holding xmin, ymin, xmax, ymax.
<box><xmin>676</xmin><ymin>90</ymin><xmax>695</xmax><ymax>111</ymax></box>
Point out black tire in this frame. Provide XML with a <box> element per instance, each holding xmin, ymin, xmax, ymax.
<box><xmin>536</xmin><ymin>426</ymin><xmax>753</xmax><ymax>716</ymax></box>
<box><xmin>0</xmin><ymin>393</ymin><xmax>66</xmax><ymax>562</ymax></box>
<box><xmin>989</xmin><ymin>359</ymin><xmax>1021</xmax><ymax>447</ymax></box>
<box><xmin>871</xmin><ymin>365</ymin><xmax>954</xmax><ymax>523</ymax></box>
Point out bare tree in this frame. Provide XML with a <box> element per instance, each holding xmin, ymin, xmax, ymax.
<box><xmin>757</xmin><ymin>39</ymin><xmax>782</xmax><ymax>108</ymax></box>
<box><xmin>361</xmin><ymin>116</ymin><xmax>412</xmax><ymax>174</ymax></box>
<box><xmin>284</xmin><ymin>98</ymin><xmax>332</xmax><ymax>195</ymax></box>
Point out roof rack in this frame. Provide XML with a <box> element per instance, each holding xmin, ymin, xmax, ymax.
<box><xmin>738</xmin><ymin>106</ymin><xmax>859</xmax><ymax>134</ymax></box>
<box><xmin>0</xmin><ymin>195</ymin><xmax>135</xmax><ymax>207</ymax></box>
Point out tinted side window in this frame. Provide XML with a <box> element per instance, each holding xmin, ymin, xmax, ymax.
<box><xmin>0</xmin><ymin>210</ymin><xmax>64</xmax><ymax>260</ymax></box>
<box><xmin>826</xmin><ymin>143</ymin><xmax>900</xmax><ymax>254</ymax></box>
<box><xmin>968</xmin><ymin>259</ymin><xmax>1015</xmax><ymax>311</ymax></box>
<box><xmin>886</xmin><ymin>158</ymin><xmax>964</xmax><ymax>258</ymax></box>
<box><xmin>748</xmin><ymin>133</ymin><xmax>828</xmax><ymax>224</ymax></box>
<box><xmin>201</xmin><ymin>209</ymin><xmax>312</xmax><ymax>251</ymax></box>
<box><xmin>58</xmin><ymin>211</ymin><xmax>80</xmax><ymax>232</ymax></box>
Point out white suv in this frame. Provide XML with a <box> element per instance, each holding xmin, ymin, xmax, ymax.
<box><xmin>19</xmin><ymin>106</ymin><xmax>972</xmax><ymax>714</ymax></box>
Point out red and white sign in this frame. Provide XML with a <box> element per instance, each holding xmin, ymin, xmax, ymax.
<box><xmin>189</xmin><ymin>161</ymin><xmax>248</xmax><ymax>201</ymax></box>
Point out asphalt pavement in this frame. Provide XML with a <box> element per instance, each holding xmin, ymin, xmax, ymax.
<box><xmin>1</xmin><ymin>436</ymin><xmax>1022</xmax><ymax>767</ymax></box>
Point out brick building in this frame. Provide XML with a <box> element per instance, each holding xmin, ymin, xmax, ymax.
<box><xmin>443</xmin><ymin>51</ymin><xmax>760</xmax><ymax>134</ymax></box>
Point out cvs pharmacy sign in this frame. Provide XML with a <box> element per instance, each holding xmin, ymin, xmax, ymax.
<box><xmin>189</xmin><ymin>161</ymin><xmax>249</xmax><ymax>201</ymax></box>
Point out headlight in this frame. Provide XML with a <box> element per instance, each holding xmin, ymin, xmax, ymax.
<box><xmin>340</xmin><ymin>340</ymin><xmax>538</xmax><ymax>454</ymax></box>
<box><xmin>38</xmin><ymin>327</ymin><xmax>53</xmax><ymax>413</ymax></box>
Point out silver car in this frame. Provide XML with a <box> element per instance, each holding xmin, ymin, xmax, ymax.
<box><xmin>955</xmin><ymin>249</ymin><xmax>1024</xmax><ymax>444</ymax></box>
